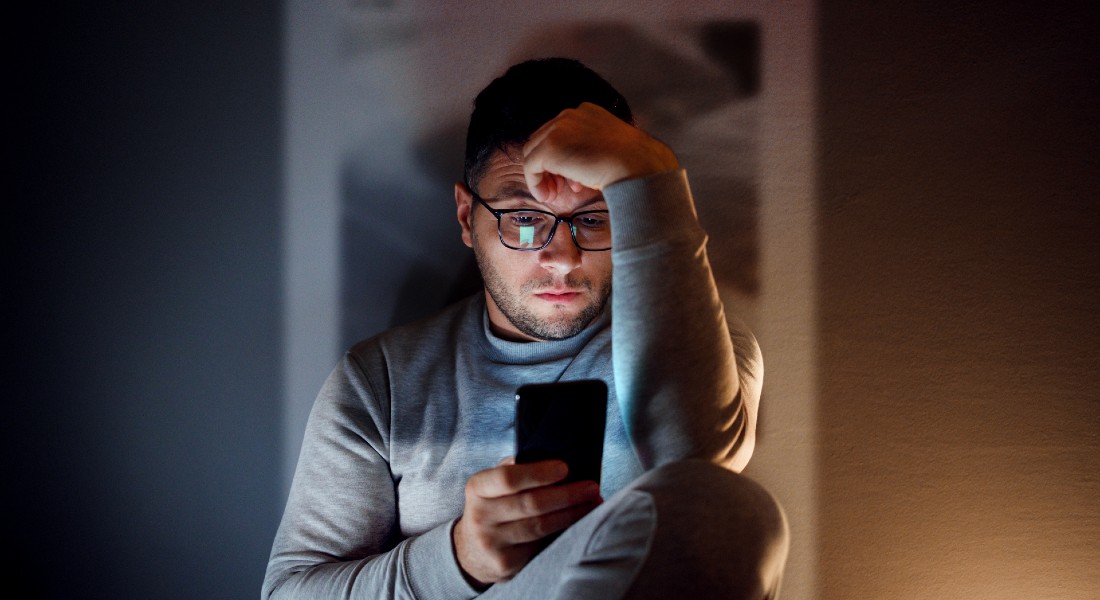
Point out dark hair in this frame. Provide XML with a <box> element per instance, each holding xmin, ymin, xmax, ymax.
<box><xmin>463</xmin><ymin>57</ymin><xmax>633</xmax><ymax>192</ymax></box>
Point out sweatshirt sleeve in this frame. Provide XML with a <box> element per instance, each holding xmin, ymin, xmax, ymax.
<box><xmin>262</xmin><ymin>354</ymin><xmax>479</xmax><ymax>600</ymax></box>
<box><xmin>603</xmin><ymin>169</ymin><xmax>762</xmax><ymax>472</ymax></box>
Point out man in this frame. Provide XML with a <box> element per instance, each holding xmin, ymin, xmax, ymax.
<box><xmin>264</xmin><ymin>58</ymin><xmax>788</xmax><ymax>599</ymax></box>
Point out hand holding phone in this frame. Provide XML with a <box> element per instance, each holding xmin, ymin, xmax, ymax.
<box><xmin>453</xmin><ymin>459</ymin><xmax>601</xmax><ymax>586</ymax></box>
<box><xmin>514</xmin><ymin>379</ymin><xmax>608</xmax><ymax>484</ymax></box>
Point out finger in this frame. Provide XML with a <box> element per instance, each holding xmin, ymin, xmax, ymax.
<box><xmin>566</xmin><ymin>178</ymin><xmax>586</xmax><ymax>194</ymax></box>
<box><xmin>469</xmin><ymin>460</ymin><xmax>569</xmax><ymax>498</ymax></box>
<box><xmin>522</xmin><ymin>112</ymin><xmax>576</xmax><ymax>203</ymax></box>
<box><xmin>496</xmin><ymin>498</ymin><xmax>603</xmax><ymax>545</ymax></box>
<box><xmin>491</xmin><ymin>479</ymin><xmax>601</xmax><ymax>523</ymax></box>
<box><xmin>523</xmin><ymin>154</ymin><xmax>558</xmax><ymax>204</ymax></box>
<box><xmin>498</xmin><ymin>456</ymin><xmax>516</xmax><ymax>466</ymax></box>
<box><xmin>525</xmin><ymin>169</ymin><xmax>548</xmax><ymax>203</ymax></box>
<box><xmin>521</xmin><ymin>116</ymin><xmax>554</xmax><ymax>193</ymax></box>
<box><xmin>523</xmin><ymin>114</ymin><xmax>610</xmax><ymax>196</ymax></box>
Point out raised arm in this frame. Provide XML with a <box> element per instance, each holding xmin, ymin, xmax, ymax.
<box><xmin>603</xmin><ymin>170</ymin><xmax>760</xmax><ymax>471</ymax></box>
<box><xmin>522</xmin><ymin>103</ymin><xmax>761</xmax><ymax>471</ymax></box>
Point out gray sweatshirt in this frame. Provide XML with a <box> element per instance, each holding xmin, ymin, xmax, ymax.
<box><xmin>263</xmin><ymin>170</ymin><xmax>762</xmax><ymax>599</ymax></box>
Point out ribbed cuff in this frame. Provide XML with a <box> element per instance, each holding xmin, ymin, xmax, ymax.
<box><xmin>404</xmin><ymin>519</ymin><xmax>480</xmax><ymax>600</ymax></box>
<box><xmin>603</xmin><ymin>169</ymin><xmax>704</xmax><ymax>251</ymax></box>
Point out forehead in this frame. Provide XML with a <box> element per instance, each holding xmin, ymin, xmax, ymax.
<box><xmin>476</xmin><ymin>148</ymin><xmax>527</xmax><ymax>195</ymax></box>
<box><xmin>476</xmin><ymin>149</ymin><xmax>604</xmax><ymax>211</ymax></box>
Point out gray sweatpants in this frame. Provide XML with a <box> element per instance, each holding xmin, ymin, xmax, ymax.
<box><xmin>479</xmin><ymin>460</ymin><xmax>789</xmax><ymax>600</ymax></box>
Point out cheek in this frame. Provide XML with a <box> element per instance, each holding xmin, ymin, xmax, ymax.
<box><xmin>474</xmin><ymin>229</ymin><xmax>527</xmax><ymax>278</ymax></box>
<box><xmin>586</xmin><ymin>254</ymin><xmax>614</xmax><ymax>284</ymax></box>
<box><xmin>498</xmin><ymin>252</ymin><xmax>540</xmax><ymax>283</ymax></box>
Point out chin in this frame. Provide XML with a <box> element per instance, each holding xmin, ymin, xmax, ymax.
<box><xmin>525</xmin><ymin>312</ymin><xmax>596</xmax><ymax>341</ymax></box>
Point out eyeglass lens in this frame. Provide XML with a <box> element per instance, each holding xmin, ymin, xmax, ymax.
<box><xmin>499</xmin><ymin>211</ymin><xmax>611</xmax><ymax>250</ymax></box>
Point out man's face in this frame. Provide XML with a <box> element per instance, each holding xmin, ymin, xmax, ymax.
<box><xmin>456</xmin><ymin>149</ymin><xmax>613</xmax><ymax>342</ymax></box>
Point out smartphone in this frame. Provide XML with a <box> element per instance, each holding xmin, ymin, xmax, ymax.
<box><xmin>514</xmin><ymin>379</ymin><xmax>608</xmax><ymax>484</ymax></box>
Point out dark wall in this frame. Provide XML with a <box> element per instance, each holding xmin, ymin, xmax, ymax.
<box><xmin>14</xmin><ymin>3</ymin><xmax>283</xmax><ymax>598</ymax></box>
<box><xmin>818</xmin><ymin>2</ymin><xmax>1100</xmax><ymax>597</ymax></box>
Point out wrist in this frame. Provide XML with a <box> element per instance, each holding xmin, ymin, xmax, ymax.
<box><xmin>451</xmin><ymin>517</ymin><xmax>492</xmax><ymax>592</ymax></box>
<box><xmin>608</xmin><ymin>142</ymin><xmax>680</xmax><ymax>187</ymax></box>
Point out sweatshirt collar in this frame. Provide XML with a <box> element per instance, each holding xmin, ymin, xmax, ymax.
<box><xmin>471</xmin><ymin>293</ymin><xmax>610</xmax><ymax>364</ymax></box>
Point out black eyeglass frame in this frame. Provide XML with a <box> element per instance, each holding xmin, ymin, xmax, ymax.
<box><xmin>472</xmin><ymin>193</ymin><xmax>612</xmax><ymax>252</ymax></box>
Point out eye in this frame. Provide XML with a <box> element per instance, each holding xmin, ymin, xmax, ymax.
<box><xmin>575</xmin><ymin>213</ymin><xmax>610</xmax><ymax>229</ymax></box>
<box><xmin>507</xmin><ymin>212</ymin><xmax>549</xmax><ymax>226</ymax></box>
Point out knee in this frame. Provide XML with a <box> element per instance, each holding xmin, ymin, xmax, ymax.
<box><xmin>628</xmin><ymin>460</ymin><xmax>787</xmax><ymax>532</ymax></box>
<box><xmin>622</xmin><ymin>460</ymin><xmax>789</xmax><ymax>599</ymax></box>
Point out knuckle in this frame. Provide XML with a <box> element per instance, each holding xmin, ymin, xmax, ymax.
<box><xmin>526</xmin><ymin>488</ymin><xmax>560</xmax><ymax>516</ymax></box>
<box><xmin>465</xmin><ymin>476</ymin><xmax>481</xmax><ymax>498</ymax></box>
<box><xmin>524</xmin><ymin>516</ymin><xmax>549</xmax><ymax>540</ymax></box>
<box><xmin>517</xmin><ymin>492</ymin><xmax>540</xmax><ymax>515</ymax></box>
<box><xmin>498</xmin><ymin>469</ymin><xmax>520</xmax><ymax>490</ymax></box>
<box><xmin>465</xmin><ymin>501</ymin><xmax>493</xmax><ymax>527</ymax></box>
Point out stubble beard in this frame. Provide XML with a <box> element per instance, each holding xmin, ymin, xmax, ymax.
<box><xmin>473</xmin><ymin>233</ymin><xmax>611</xmax><ymax>341</ymax></box>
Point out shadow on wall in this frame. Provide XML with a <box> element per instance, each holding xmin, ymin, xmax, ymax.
<box><xmin>340</xmin><ymin>20</ymin><xmax>762</xmax><ymax>344</ymax></box>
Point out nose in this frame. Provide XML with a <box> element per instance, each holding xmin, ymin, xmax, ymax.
<box><xmin>537</xmin><ymin>221</ymin><xmax>582</xmax><ymax>274</ymax></box>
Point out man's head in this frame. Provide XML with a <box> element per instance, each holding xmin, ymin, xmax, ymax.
<box><xmin>463</xmin><ymin>58</ymin><xmax>633</xmax><ymax>194</ymax></box>
<box><xmin>456</xmin><ymin>58</ymin><xmax>633</xmax><ymax>342</ymax></box>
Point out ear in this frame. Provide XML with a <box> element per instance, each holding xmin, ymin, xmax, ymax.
<box><xmin>455</xmin><ymin>181</ymin><xmax>474</xmax><ymax>248</ymax></box>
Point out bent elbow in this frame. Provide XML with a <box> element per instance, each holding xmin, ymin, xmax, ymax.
<box><xmin>725</xmin><ymin>424</ymin><xmax>756</xmax><ymax>473</ymax></box>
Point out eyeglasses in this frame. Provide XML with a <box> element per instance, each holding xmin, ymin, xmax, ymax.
<box><xmin>473</xmin><ymin>193</ymin><xmax>612</xmax><ymax>251</ymax></box>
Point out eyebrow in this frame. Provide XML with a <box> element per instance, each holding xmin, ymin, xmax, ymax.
<box><xmin>493</xmin><ymin>184</ymin><xmax>536</xmax><ymax>201</ymax></box>
<box><xmin>488</xmin><ymin>186</ymin><xmax>607</xmax><ymax>211</ymax></box>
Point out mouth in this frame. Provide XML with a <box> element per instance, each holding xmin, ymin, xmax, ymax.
<box><xmin>534</xmin><ymin>290</ymin><xmax>584</xmax><ymax>303</ymax></box>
